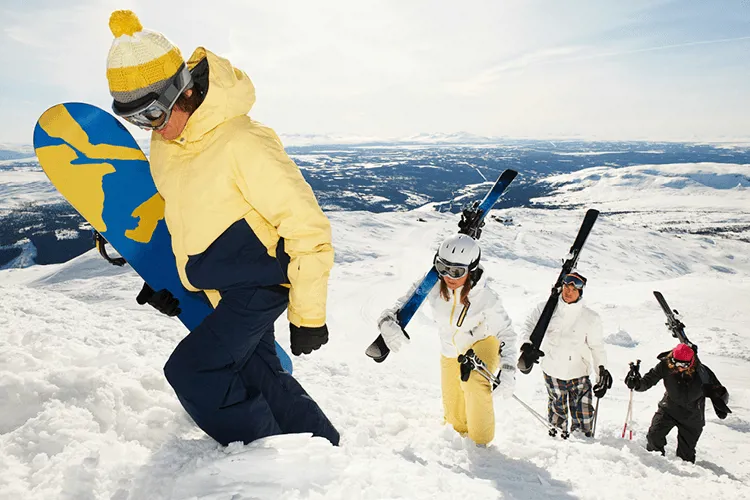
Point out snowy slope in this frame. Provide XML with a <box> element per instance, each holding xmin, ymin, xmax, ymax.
<box><xmin>1</xmin><ymin>173</ymin><xmax>750</xmax><ymax>499</ymax></box>
<box><xmin>0</xmin><ymin>168</ymin><xmax>62</xmax><ymax>210</ymax></box>
<box><xmin>535</xmin><ymin>162</ymin><xmax>750</xmax><ymax>211</ymax></box>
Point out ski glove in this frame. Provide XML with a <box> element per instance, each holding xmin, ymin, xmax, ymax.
<box><xmin>704</xmin><ymin>384</ymin><xmax>731</xmax><ymax>419</ymax></box>
<box><xmin>624</xmin><ymin>369</ymin><xmax>641</xmax><ymax>390</ymax></box>
<box><xmin>136</xmin><ymin>282</ymin><xmax>181</xmax><ymax>317</ymax></box>
<box><xmin>377</xmin><ymin>309</ymin><xmax>410</xmax><ymax>353</ymax></box>
<box><xmin>290</xmin><ymin>323</ymin><xmax>329</xmax><ymax>356</ymax></box>
<box><xmin>517</xmin><ymin>342</ymin><xmax>544</xmax><ymax>374</ymax></box>
<box><xmin>593</xmin><ymin>365</ymin><xmax>613</xmax><ymax>398</ymax></box>
<box><xmin>459</xmin><ymin>355</ymin><xmax>474</xmax><ymax>382</ymax></box>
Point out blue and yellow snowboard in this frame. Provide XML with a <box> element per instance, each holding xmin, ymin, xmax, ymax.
<box><xmin>33</xmin><ymin>102</ymin><xmax>293</xmax><ymax>372</ymax></box>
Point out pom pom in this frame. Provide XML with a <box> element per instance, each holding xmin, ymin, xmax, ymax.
<box><xmin>109</xmin><ymin>10</ymin><xmax>143</xmax><ymax>37</ymax></box>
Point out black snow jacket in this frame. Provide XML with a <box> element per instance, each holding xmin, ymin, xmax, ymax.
<box><xmin>636</xmin><ymin>354</ymin><xmax>723</xmax><ymax>427</ymax></box>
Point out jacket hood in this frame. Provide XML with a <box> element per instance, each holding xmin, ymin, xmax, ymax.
<box><xmin>171</xmin><ymin>47</ymin><xmax>256</xmax><ymax>144</ymax></box>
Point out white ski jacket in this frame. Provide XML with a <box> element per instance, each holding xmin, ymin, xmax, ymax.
<box><xmin>521</xmin><ymin>297</ymin><xmax>607</xmax><ymax>381</ymax></box>
<box><xmin>424</xmin><ymin>277</ymin><xmax>515</xmax><ymax>362</ymax></box>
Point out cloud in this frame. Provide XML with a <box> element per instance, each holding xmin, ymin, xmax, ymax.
<box><xmin>0</xmin><ymin>0</ymin><xmax>748</xmax><ymax>143</ymax></box>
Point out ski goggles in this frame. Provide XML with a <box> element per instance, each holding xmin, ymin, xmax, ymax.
<box><xmin>671</xmin><ymin>357</ymin><xmax>692</xmax><ymax>369</ymax></box>
<box><xmin>434</xmin><ymin>256</ymin><xmax>469</xmax><ymax>279</ymax></box>
<box><xmin>562</xmin><ymin>274</ymin><xmax>586</xmax><ymax>289</ymax></box>
<box><xmin>112</xmin><ymin>64</ymin><xmax>193</xmax><ymax>130</ymax></box>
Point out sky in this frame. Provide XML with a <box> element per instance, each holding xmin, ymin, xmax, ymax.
<box><xmin>1</xmin><ymin>0</ymin><xmax>749</xmax><ymax>144</ymax></box>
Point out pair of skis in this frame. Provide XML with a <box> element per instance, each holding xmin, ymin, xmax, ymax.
<box><xmin>365</xmin><ymin>169</ymin><xmax>519</xmax><ymax>362</ymax></box>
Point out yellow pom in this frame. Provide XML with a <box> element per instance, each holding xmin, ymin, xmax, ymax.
<box><xmin>109</xmin><ymin>10</ymin><xmax>143</xmax><ymax>37</ymax></box>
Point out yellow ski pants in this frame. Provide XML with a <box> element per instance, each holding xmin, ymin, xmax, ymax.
<box><xmin>440</xmin><ymin>336</ymin><xmax>500</xmax><ymax>445</ymax></box>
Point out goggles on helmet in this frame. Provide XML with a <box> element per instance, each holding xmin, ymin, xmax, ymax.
<box><xmin>434</xmin><ymin>256</ymin><xmax>469</xmax><ymax>279</ymax></box>
<box><xmin>112</xmin><ymin>64</ymin><xmax>193</xmax><ymax>130</ymax></box>
<box><xmin>562</xmin><ymin>273</ymin><xmax>586</xmax><ymax>290</ymax></box>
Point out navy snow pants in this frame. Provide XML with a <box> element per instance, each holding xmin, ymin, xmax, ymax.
<box><xmin>163</xmin><ymin>220</ymin><xmax>339</xmax><ymax>446</ymax></box>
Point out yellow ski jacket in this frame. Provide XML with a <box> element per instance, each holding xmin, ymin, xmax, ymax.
<box><xmin>150</xmin><ymin>48</ymin><xmax>333</xmax><ymax>328</ymax></box>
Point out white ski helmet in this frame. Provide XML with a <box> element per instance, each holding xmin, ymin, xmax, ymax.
<box><xmin>437</xmin><ymin>234</ymin><xmax>481</xmax><ymax>268</ymax></box>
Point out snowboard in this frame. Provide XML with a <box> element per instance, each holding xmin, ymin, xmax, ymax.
<box><xmin>365</xmin><ymin>169</ymin><xmax>518</xmax><ymax>362</ymax></box>
<box><xmin>32</xmin><ymin>102</ymin><xmax>293</xmax><ymax>373</ymax></box>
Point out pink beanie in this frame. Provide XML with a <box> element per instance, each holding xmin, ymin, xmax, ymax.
<box><xmin>672</xmin><ymin>344</ymin><xmax>695</xmax><ymax>362</ymax></box>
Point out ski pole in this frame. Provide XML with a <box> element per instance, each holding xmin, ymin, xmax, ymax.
<box><xmin>622</xmin><ymin>360</ymin><xmax>640</xmax><ymax>440</ymax></box>
<box><xmin>591</xmin><ymin>397</ymin><xmax>600</xmax><ymax>438</ymax></box>
<box><xmin>462</xmin><ymin>350</ymin><xmax>561</xmax><ymax>437</ymax></box>
<box><xmin>512</xmin><ymin>394</ymin><xmax>560</xmax><ymax>437</ymax></box>
<box><xmin>458</xmin><ymin>349</ymin><xmax>501</xmax><ymax>389</ymax></box>
<box><xmin>622</xmin><ymin>390</ymin><xmax>633</xmax><ymax>439</ymax></box>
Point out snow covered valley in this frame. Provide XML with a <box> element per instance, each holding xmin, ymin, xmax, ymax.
<box><xmin>1</xmin><ymin>162</ymin><xmax>750</xmax><ymax>499</ymax></box>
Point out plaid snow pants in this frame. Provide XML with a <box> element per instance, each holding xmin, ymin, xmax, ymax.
<box><xmin>544</xmin><ymin>372</ymin><xmax>594</xmax><ymax>433</ymax></box>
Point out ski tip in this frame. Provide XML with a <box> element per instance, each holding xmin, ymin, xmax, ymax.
<box><xmin>365</xmin><ymin>335</ymin><xmax>390</xmax><ymax>363</ymax></box>
<box><xmin>586</xmin><ymin>208</ymin><xmax>600</xmax><ymax>218</ymax></box>
<box><xmin>501</xmin><ymin>169</ymin><xmax>519</xmax><ymax>181</ymax></box>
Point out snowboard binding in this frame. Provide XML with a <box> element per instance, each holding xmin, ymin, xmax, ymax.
<box><xmin>93</xmin><ymin>230</ymin><xmax>127</xmax><ymax>267</ymax></box>
<box><xmin>457</xmin><ymin>201</ymin><xmax>485</xmax><ymax>240</ymax></box>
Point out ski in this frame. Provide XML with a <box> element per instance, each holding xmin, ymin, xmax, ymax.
<box><xmin>518</xmin><ymin>208</ymin><xmax>599</xmax><ymax>374</ymax></box>
<box><xmin>365</xmin><ymin>169</ymin><xmax>518</xmax><ymax>362</ymax></box>
<box><xmin>653</xmin><ymin>291</ymin><xmax>694</xmax><ymax>347</ymax></box>
<box><xmin>652</xmin><ymin>291</ymin><xmax>731</xmax><ymax>415</ymax></box>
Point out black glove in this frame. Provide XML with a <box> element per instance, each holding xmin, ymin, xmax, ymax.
<box><xmin>517</xmin><ymin>342</ymin><xmax>544</xmax><ymax>374</ymax></box>
<box><xmin>290</xmin><ymin>323</ymin><xmax>329</xmax><ymax>356</ymax></box>
<box><xmin>624</xmin><ymin>368</ymin><xmax>641</xmax><ymax>390</ymax></box>
<box><xmin>704</xmin><ymin>384</ymin><xmax>731</xmax><ymax>419</ymax></box>
<box><xmin>136</xmin><ymin>282</ymin><xmax>181</xmax><ymax>317</ymax></box>
<box><xmin>457</xmin><ymin>349</ymin><xmax>481</xmax><ymax>382</ymax></box>
<box><xmin>593</xmin><ymin>366</ymin><xmax>613</xmax><ymax>398</ymax></box>
<box><xmin>459</xmin><ymin>356</ymin><xmax>473</xmax><ymax>382</ymax></box>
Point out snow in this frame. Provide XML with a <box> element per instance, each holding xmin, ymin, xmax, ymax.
<box><xmin>54</xmin><ymin>229</ymin><xmax>79</xmax><ymax>241</ymax></box>
<box><xmin>0</xmin><ymin>169</ymin><xmax>62</xmax><ymax>210</ymax></box>
<box><xmin>534</xmin><ymin>162</ymin><xmax>750</xmax><ymax>212</ymax></box>
<box><xmin>0</xmin><ymin>239</ymin><xmax>38</xmax><ymax>270</ymax></box>
<box><xmin>1</xmin><ymin>164</ymin><xmax>750</xmax><ymax>499</ymax></box>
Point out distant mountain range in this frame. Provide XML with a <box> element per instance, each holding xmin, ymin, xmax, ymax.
<box><xmin>0</xmin><ymin>143</ymin><xmax>35</xmax><ymax>161</ymax></box>
<box><xmin>278</xmin><ymin>131</ymin><xmax>511</xmax><ymax>147</ymax></box>
<box><xmin>2</xmin><ymin>140</ymin><xmax>749</xmax><ymax>269</ymax></box>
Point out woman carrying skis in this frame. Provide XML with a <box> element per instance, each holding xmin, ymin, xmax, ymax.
<box><xmin>105</xmin><ymin>10</ymin><xmax>339</xmax><ymax>446</ymax></box>
<box><xmin>377</xmin><ymin>234</ymin><xmax>516</xmax><ymax>446</ymax></box>
<box><xmin>625</xmin><ymin>343</ymin><xmax>729</xmax><ymax>463</ymax></box>
<box><xmin>519</xmin><ymin>272</ymin><xmax>612</xmax><ymax>439</ymax></box>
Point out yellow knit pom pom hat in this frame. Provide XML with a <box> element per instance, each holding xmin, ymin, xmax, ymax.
<box><xmin>106</xmin><ymin>10</ymin><xmax>185</xmax><ymax>105</ymax></box>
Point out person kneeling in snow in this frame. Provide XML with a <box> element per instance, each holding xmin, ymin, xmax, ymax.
<box><xmin>378</xmin><ymin>234</ymin><xmax>517</xmax><ymax>446</ymax></box>
<box><xmin>518</xmin><ymin>272</ymin><xmax>611</xmax><ymax>438</ymax></box>
<box><xmin>105</xmin><ymin>11</ymin><xmax>338</xmax><ymax>446</ymax></box>
<box><xmin>625</xmin><ymin>343</ymin><xmax>729</xmax><ymax>463</ymax></box>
